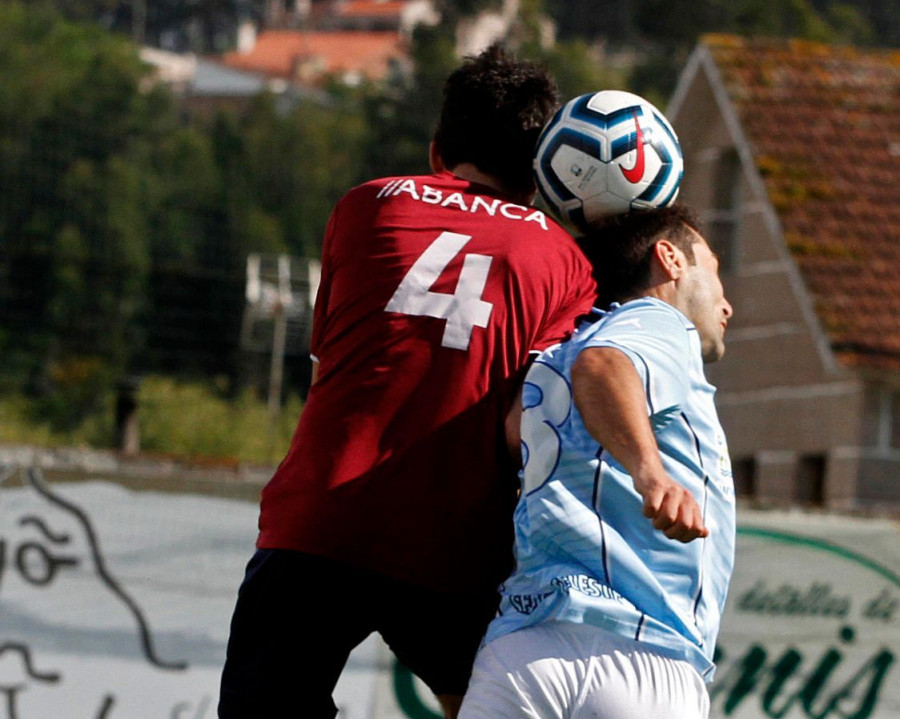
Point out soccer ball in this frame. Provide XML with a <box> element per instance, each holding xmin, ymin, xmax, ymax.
<box><xmin>534</xmin><ymin>90</ymin><xmax>684</xmax><ymax>228</ymax></box>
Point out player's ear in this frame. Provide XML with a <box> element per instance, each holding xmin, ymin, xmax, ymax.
<box><xmin>429</xmin><ymin>141</ymin><xmax>445</xmax><ymax>173</ymax></box>
<box><xmin>653</xmin><ymin>239</ymin><xmax>686</xmax><ymax>281</ymax></box>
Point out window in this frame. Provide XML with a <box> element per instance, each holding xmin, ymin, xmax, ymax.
<box><xmin>891</xmin><ymin>392</ymin><xmax>900</xmax><ymax>449</ymax></box>
<box><xmin>706</xmin><ymin>149</ymin><xmax>741</xmax><ymax>273</ymax></box>
<box><xmin>794</xmin><ymin>454</ymin><xmax>826</xmax><ymax>506</ymax></box>
<box><xmin>731</xmin><ymin>457</ymin><xmax>757</xmax><ymax>498</ymax></box>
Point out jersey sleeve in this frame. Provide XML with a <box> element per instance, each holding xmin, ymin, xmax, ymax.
<box><xmin>309</xmin><ymin>205</ymin><xmax>340</xmax><ymax>363</ymax></box>
<box><xmin>531</xmin><ymin>251</ymin><xmax>597</xmax><ymax>353</ymax></box>
<box><xmin>584</xmin><ymin>302</ymin><xmax>692</xmax><ymax>422</ymax></box>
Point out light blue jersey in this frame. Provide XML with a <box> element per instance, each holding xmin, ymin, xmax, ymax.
<box><xmin>485</xmin><ymin>297</ymin><xmax>736</xmax><ymax>681</ymax></box>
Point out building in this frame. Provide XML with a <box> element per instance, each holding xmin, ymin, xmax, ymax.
<box><xmin>139</xmin><ymin>45</ymin><xmax>331</xmax><ymax>118</ymax></box>
<box><xmin>220</xmin><ymin>0</ymin><xmax>529</xmax><ymax>88</ymax></box>
<box><xmin>220</xmin><ymin>0</ymin><xmax>439</xmax><ymax>87</ymax></box>
<box><xmin>143</xmin><ymin>0</ymin><xmax>546</xmax><ymax>95</ymax></box>
<box><xmin>220</xmin><ymin>27</ymin><xmax>410</xmax><ymax>86</ymax></box>
<box><xmin>668</xmin><ymin>35</ymin><xmax>900</xmax><ymax>512</ymax></box>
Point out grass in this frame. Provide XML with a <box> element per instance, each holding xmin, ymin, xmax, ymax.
<box><xmin>0</xmin><ymin>375</ymin><xmax>304</xmax><ymax>465</ymax></box>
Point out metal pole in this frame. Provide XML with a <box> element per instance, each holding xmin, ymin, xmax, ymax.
<box><xmin>132</xmin><ymin>0</ymin><xmax>146</xmax><ymax>44</ymax></box>
<box><xmin>268</xmin><ymin>304</ymin><xmax>287</xmax><ymax>416</ymax></box>
<box><xmin>267</xmin><ymin>255</ymin><xmax>291</xmax><ymax>456</ymax></box>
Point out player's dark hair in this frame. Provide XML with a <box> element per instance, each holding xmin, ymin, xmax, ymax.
<box><xmin>577</xmin><ymin>205</ymin><xmax>703</xmax><ymax>308</ymax></box>
<box><xmin>433</xmin><ymin>43</ymin><xmax>558</xmax><ymax>199</ymax></box>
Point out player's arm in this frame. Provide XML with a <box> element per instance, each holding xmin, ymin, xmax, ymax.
<box><xmin>504</xmin><ymin>352</ymin><xmax>543</xmax><ymax>468</ymax></box>
<box><xmin>505</xmin><ymin>388</ymin><xmax>523</xmax><ymax>464</ymax></box>
<box><xmin>571</xmin><ymin>346</ymin><xmax>708</xmax><ymax>543</ymax></box>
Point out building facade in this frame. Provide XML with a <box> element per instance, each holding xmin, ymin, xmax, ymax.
<box><xmin>668</xmin><ymin>36</ymin><xmax>900</xmax><ymax>512</ymax></box>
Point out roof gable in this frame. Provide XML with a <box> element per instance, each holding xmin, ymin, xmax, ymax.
<box><xmin>702</xmin><ymin>35</ymin><xmax>900</xmax><ymax>371</ymax></box>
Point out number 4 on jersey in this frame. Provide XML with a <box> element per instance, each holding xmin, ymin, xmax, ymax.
<box><xmin>385</xmin><ymin>231</ymin><xmax>493</xmax><ymax>350</ymax></box>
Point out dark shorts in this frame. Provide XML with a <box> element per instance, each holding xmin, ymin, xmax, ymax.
<box><xmin>218</xmin><ymin>549</ymin><xmax>500</xmax><ymax>719</ymax></box>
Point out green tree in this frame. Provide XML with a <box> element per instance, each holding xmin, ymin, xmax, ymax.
<box><xmin>547</xmin><ymin>0</ymin><xmax>635</xmax><ymax>43</ymax></box>
<box><xmin>0</xmin><ymin>2</ymin><xmax>155</xmax><ymax>424</ymax></box>
<box><xmin>541</xmin><ymin>39</ymin><xmax>629</xmax><ymax>101</ymax></box>
<box><xmin>823</xmin><ymin>2</ymin><xmax>875</xmax><ymax>44</ymax></box>
<box><xmin>40</xmin><ymin>0</ymin><xmax>247</xmax><ymax>51</ymax></box>
<box><xmin>544</xmin><ymin>0</ymin><xmax>882</xmax><ymax>100</ymax></box>
<box><xmin>238</xmin><ymin>93</ymin><xmax>367</xmax><ymax>258</ymax></box>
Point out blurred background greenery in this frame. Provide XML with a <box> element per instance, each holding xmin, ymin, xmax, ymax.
<box><xmin>0</xmin><ymin>0</ymin><xmax>894</xmax><ymax>462</ymax></box>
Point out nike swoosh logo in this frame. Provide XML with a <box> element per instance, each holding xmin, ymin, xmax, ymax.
<box><xmin>620</xmin><ymin>110</ymin><xmax>645</xmax><ymax>184</ymax></box>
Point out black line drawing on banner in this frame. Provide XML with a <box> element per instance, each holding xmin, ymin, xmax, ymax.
<box><xmin>20</xmin><ymin>466</ymin><xmax>186</xmax><ymax>672</ymax></box>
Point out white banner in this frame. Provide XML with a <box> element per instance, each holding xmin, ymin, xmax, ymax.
<box><xmin>0</xmin><ymin>470</ymin><xmax>896</xmax><ymax>718</ymax></box>
<box><xmin>710</xmin><ymin>510</ymin><xmax>899</xmax><ymax>719</ymax></box>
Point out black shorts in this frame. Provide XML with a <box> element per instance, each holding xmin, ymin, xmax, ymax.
<box><xmin>218</xmin><ymin>549</ymin><xmax>500</xmax><ymax>719</ymax></box>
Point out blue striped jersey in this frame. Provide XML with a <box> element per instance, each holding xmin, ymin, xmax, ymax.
<box><xmin>484</xmin><ymin>297</ymin><xmax>736</xmax><ymax>680</ymax></box>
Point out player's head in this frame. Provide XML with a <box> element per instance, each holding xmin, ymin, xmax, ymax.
<box><xmin>579</xmin><ymin>205</ymin><xmax>702</xmax><ymax>306</ymax></box>
<box><xmin>580</xmin><ymin>205</ymin><xmax>733</xmax><ymax>362</ymax></box>
<box><xmin>432</xmin><ymin>43</ymin><xmax>558</xmax><ymax>201</ymax></box>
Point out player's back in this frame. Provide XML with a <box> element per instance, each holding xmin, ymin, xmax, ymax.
<box><xmin>257</xmin><ymin>171</ymin><xmax>596</xmax><ymax>591</ymax></box>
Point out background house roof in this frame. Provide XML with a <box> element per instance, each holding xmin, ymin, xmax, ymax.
<box><xmin>338</xmin><ymin>1</ymin><xmax>408</xmax><ymax>19</ymax></box>
<box><xmin>221</xmin><ymin>29</ymin><xmax>406</xmax><ymax>84</ymax></box>
<box><xmin>705</xmin><ymin>35</ymin><xmax>900</xmax><ymax>371</ymax></box>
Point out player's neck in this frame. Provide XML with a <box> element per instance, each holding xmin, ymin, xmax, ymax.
<box><xmin>449</xmin><ymin>163</ymin><xmax>535</xmax><ymax>206</ymax></box>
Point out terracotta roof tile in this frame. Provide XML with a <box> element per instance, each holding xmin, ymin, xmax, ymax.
<box><xmin>705</xmin><ymin>35</ymin><xmax>900</xmax><ymax>370</ymax></box>
<box><xmin>221</xmin><ymin>29</ymin><xmax>406</xmax><ymax>83</ymax></box>
<box><xmin>338</xmin><ymin>0</ymin><xmax>407</xmax><ymax>18</ymax></box>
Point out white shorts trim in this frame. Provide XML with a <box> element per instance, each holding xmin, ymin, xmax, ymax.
<box><xmin>460</xmin><ymin>622</ymin><xmax>710</xmax><ymax>719</ymax></box>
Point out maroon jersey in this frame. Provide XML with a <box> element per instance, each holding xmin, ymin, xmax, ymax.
<box><xmin>257</xmin><ymin>171</ymin><xmax>596</xmax><ymax>591</ymax></box>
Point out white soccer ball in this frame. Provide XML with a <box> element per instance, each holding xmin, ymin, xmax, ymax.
<box><xmin>534</xmin><ymin>90</ymin><xmax>684</xmax><ymax>228</ymax></box>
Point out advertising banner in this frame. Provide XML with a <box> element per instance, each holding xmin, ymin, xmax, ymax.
<box><xmin>709</xmin><ymin>512</ymin><xmax>899</xmax><ymax>719</ymax></box>
<box><xmin>0</xmin><ymin>467</ymin><xmax>896</xmax><ymax>718</ymax></box>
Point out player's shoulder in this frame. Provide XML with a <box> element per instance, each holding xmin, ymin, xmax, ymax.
<box><xmin>346</xmin><ymin>172</ymin><xmax>461</xmax><ymax>195</ymax></box>
<box><xmin>331</xmin><ymin>174</ymin><xmax>436</xmax><ymax>223</ymax></box>
<box><xmin>339</xmin><ymin>174</ymin><xmax>423</xmax><ymax>202</ymax></box>
<box><xmin>334</xmin><ymin>172</ymin><xmax>465</xmax><ymax>214</ymax></box>
<box><xmin>347</xmin><ymin>172</ymin><xmax>573</xmax><ymax>240</ymax></box>
<box><xmin>616</xmin><ymin>297</ymin><xmax>691</xmax><ymax>326</ymax></box>
<box><xmin>581</xmin><ymin>298</ymin><xmax>690</xmax><ymax>344</ymax></box>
